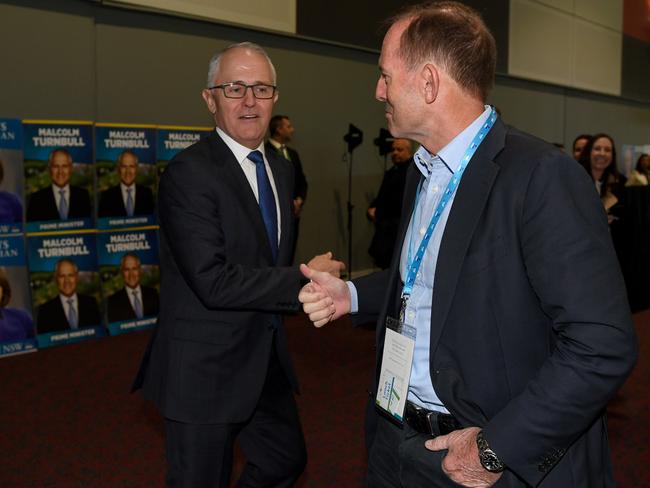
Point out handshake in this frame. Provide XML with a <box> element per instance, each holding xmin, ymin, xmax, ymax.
<box><xmin>299</xmin><ymin>252</ymin><xmax>352</xmax><ymax>327</ymax></box>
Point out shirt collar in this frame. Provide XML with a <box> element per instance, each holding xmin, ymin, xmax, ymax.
<box><xmin>120</xmin><ymin>182</ymin><xmax>135</xmax><ymax>192</ymax></box>
<box><xmin>59</xmin><ymin>293</ymin><xmax>77</xmax><ymax>305</ymax></box>
<box><xmin>414</xmin><ymin>105</ymin><xmax>492</xmax><ymax>178</ymax></box>
<box><xmin>52</xmin><ymin>184</ymin><xmax>70</xmax><ymax>194</ymax></box>
<box><xmin>216</xmin><ymin>127</ymin><xmax>265</xmax><ymax>166</ymax></box>
<box><xmin>268</xmin><ymin>138</ymin><xmax>283</xmax><ymax>150</ymax></box>
<box><xmin>126</xmin><ymin>285</ymin><xmax>142</xmax><ymax>295</ymax></box>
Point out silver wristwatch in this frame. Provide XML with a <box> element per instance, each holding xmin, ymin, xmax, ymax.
<box><xmin>476</xmin><ymin>430</ymin><xmax>505</xmax><ymax>473</ymax></box>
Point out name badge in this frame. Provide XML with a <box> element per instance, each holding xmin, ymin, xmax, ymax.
<box><xmin>375</xmin><ymin>317</ymin><xmax>416</xmax><ymax>423</ymax></box>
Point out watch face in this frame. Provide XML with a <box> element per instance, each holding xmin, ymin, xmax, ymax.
<box><xmin>481</xmin><ymin>451</ymin><xmax>505</xmax><ymax>472</ymax></box>
<box><xmin>477</xmin><ymin>431</ymin><xmax>505</xmax><ymax>473</ymax></box>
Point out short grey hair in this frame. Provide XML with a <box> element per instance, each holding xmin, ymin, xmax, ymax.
<box><xmin>206</xmin><ymin>42</ymin><xmax>277</xmax><ymax>88</ymax></box>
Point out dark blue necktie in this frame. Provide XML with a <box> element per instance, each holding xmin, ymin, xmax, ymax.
<box><xmin>248</xmin><ymin>150</ymin><xmax>278</xmax><ymax>262</ymax></box>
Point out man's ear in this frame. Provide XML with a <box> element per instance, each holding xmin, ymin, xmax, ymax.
<box><xmin>421</xmin><ymin>64</ymin><xmax>439</xmax><ymax>104</ymax></box>
<box><xmin>273</xmin><ymin>89</ymin><xmax>279</xmax><ymax>104</ymax></box>
<box><xmin>202</xmin><ymin>89</ymin><xmax>216</xmax><ymax>114</ymax></box>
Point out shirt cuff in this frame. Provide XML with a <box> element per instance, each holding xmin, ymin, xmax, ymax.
<box><xmin>346</xmin><ymin>281</ymin><xmax>359</xmax><ymax>314</ymax></box>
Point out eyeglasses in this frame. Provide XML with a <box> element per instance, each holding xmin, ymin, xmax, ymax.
<box><xmin>208</xmin><ymin>82</ymin><xmax>277</xmax><ymax>99</ymax></box>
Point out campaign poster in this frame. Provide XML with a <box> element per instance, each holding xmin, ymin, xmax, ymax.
<box><xmin>22</xmin><ymin>120</ymin><xmax>94</xmax><ymax>234</ymax></box>
<box><xmin>0</xmin><ymin>119</ymin><xmax>25</xmax><ymax>235</ymax></box>
<box><xmin>95</xmin><ymin>123</ymin><xmax>157</xmax><ymax>230</ymax></box>
<box><xmin>0</xmin><ymin>235</ymin><xmax>37</xmax><ymax>357</ymax></box>
<box><xmin>27</xmin><ymin>232</ymin><xmax>104</xmax><ymax>348</ymax></box>
<box><xmin>97</xmin><ymin>228</ymin><xmax>159</xmax><ymax>335</ymax></box>
<box><xmin>157</xmin><ymin>125</ymin><xmax>211</xmax><ymax>175</ymax></box>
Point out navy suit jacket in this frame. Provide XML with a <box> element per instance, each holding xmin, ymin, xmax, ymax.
<box><xmin>134</xmin><ymin>131</ymin><xmax>302</xmax><ymax>424</ymax></box>
<box><xmin>36</xmin><ymin>294</ymin><xmax>101</xmax><ymax>334</ymax></box>
<box><xmin>353</xmin><ymin>119</ymin><xmax>637</xmax><ymax>487</ymax></box>
<box><xmin>264</xmin><ymin>141</ymin><xmax>308</xmax><ymax>200</ymax></box>
<box><xmin>98</xmin><ymin>184</ymin><xmax>155</xmax><ymax>218</ymax></box>
<box><xmin>26</xmin><ymin>186</ymin><xmax>92</xmax><ymax>222</ymax></box>
<box><xmin>107</xmin><ymin>286</ymin><xmax>159</xmax><ymax>323</ymax></box>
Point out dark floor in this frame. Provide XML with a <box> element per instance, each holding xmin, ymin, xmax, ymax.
<box><xmin>0</xmin><ymin>310</ymin><xmax>648</xmax><ymax>487</ymax></box>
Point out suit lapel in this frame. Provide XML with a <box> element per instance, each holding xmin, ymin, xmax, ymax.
<box><xmin>376</xmin><ymin>161</ymin><xmax>423</xmax><ymax>346</ymax></box>
<box><xmin>209</xmin><ymin>133</ymin><xmax>275</xmax><ymax>263</ymax></box>
<box><xmin>429</xmin><ymin>120</ymin><xmax>506</xmax><ymax>352</ymax></box>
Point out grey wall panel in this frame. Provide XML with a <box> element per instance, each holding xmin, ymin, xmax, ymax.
<box><xmin>0</xmin><ymin>0</ymin><xmax>96</xmax><ymax>119</ymax></box>
<box><xmin>622</xmin><ymin>35</ymin><xmax>650</xmax><ymax>103</ymax></box>
<box><xmin>296</xmin><ymin>0</ymin><xmax>509</xmax><ymax>74</ymax></box>
<box><xmin>489</xmin><ymin>77</ymin><xmax>566</xmax><ymax>144</ymax></box>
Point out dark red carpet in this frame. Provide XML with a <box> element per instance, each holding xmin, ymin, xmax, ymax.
<box><xmin>0</xmin><ymin>311</ymin><xmax>648</xmax><ymax>487</ymax></box>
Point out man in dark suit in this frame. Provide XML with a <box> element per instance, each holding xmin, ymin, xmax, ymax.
<box><xmin>367</xmin><ymin>138</ymin><xmax>413</xmax><ymax>269</ymax></box>
<box><xmin>133</xmin><ymin>42</ymin><xmax>344</xmax><ymax>487</ymax></box>
<box><xmin>265</xmin><ymin>115</ymin><xmax>308</xmax><ymax>262</ymax></box>
<box><xmin>107</xmin><ymin>253</ymin><xmax>159</xmax><ymax>323</ymax></box>
<box><xmin>299</xmin><ymin>2</ymin><xmax>637</xmax><ymax>487</ymax></box>
<box><xmin>26</xmin><ymin>148</ymin><xmax>92</xmax><ymax>222</ymax></box>
<box><xmin>36</xmin><ymin>259</ymin><xmax>100</xmax><ymax>334</ymax></box>
<box><xmin>98</xmin><ymin>150</ymin><xmax>155</xmax><ymax>218</ymax></box>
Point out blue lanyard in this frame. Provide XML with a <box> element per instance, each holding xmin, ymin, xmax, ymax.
<box><xmin>402</xmin><ymin>107</ymin><xmax>497</xmax><ymax>300</ymax></box>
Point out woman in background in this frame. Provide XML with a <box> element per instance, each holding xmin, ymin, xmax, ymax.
<box><xmin>579</xmin><ymin>133</ymin><xmax>628</xmax><ymax>267</ymax></box>
<box><xmin>626</xmin><ymin>153</ymin><xmax>650</xmax><ymax>187</ymax></box>
<box><xmin>579</xmin><ymin>133</ymin><xmax>627</xmax><ymax>222</ymax></box>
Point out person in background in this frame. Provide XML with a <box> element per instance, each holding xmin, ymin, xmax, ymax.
<box><xmin>572</xmin><ymin>134</ymin><xmax>591</xmax><ymax>161</ymax></box>
<box><xmin>0</xmin><ymin>159</ymin><xmax>23</xmax><ymax>223</ymax></box>
<box><xmin>265</xmin><ymin>115</ymin><xmax>308</xmax><ymax>262</ymax></box>
<box><xmin>0</xmin><ymin>272</ymin><xmax>34</xmax><ymax>342</ymax></box>
<box><xmin>367</xmin><ymin>138</ymin><xmax>414</xmax><ymax>269</ymax></box>
<box><xmin>626</xmin><ymin>153</ymin><xmax>649</xmax><ymax>187</ymax></box>
<box><xmin>578</xmin><ymin>133</ymin><xmax>627</xmax><ymax>223</ymax></box>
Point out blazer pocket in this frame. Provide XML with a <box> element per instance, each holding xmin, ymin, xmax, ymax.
<box><xmin>172</xmin><ymin>318</ymin><xmax>235</xmax><ymax>345</ymax></box>
<box><xmin>461</xmin><ymin>236</ymin><xmax>507</xmax><ymax>276</ymax></box>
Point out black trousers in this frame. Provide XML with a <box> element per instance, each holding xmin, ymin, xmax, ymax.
<box><xmin>367</xmin><ymin>414</ymin><xmax>463</xmax><ymax>488</ymax></box>
<box><xmin>164</xmin><ymin>346</ymin><xmax>306</xmax><ymax>487</ymax></box>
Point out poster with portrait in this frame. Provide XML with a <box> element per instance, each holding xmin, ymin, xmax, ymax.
<box><xmin>97</xmin><ymin>228</ymin><xmax>159</xmax><ymax>335</ymax></box>
<box><xmin>157</xmin><ymin>125</ymin><xmax>211</xmax><ymax>175</ymax></box>
<box><xmin>0</xmin><ymin>119</ymin><xmax>25</xmax><ymax>235</ymax></box>
<box><xmin>27</xmin><ymin>232</ymin><xmax>104</xmax><ymax>348</ymax></box>
<box><xmin>22</xmin><ymin>120</ymin><xmax>94</xmax><ymax>233</ymax></box>
<box><xmin>0</xmin><ymin>235</ymin><xmax>37</xmax><ymax>357</ymax></box>
<box><xmin>95</xmin><ymin>123</ymin><xmax>157</xmax><ymax>230</ymax></box>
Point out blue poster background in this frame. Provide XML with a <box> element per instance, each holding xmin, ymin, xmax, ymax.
<box><xmin>95</xmin><ymin>124</ymin><xmax>157</xmax><ymax>229</ymax></box>
<box><xmin>27</xmin><ymin>232</ymin><xmax>103</xmax><ymax>347</ymax></box>
<box><xmin>23</xmin><ymin>121</ymin><xmax>95</xmax><ymax>233</ymax></box>
<box><xmin>98</xmin><ymin>228</ymin><xmax>160</xmax><ymax>335</ymax></box>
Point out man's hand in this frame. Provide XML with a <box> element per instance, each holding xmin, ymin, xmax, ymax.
<box><xmin>306</xmin><ymin>251</ymin><xmax>345</xmax><ymax>278</ymax></box>
<box><xmin>293</xmin><ymin>197</ymin><xmax>304</xmax><ymax>217</ymax></box>
<box><xmin>366</xmin><ymin>207</ymin><xmax>376</xmax><ymax>222</ymax></box>
<box><xmin>299</xmin><ymin>263</ymin><xmax>351</xmax><ymax>327</ymax></box>
<box><xmin>425</xmin><ymin>427</ymin><xmax>502</xmax><ymax>488</ymax></box>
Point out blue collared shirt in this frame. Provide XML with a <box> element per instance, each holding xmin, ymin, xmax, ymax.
<box><xmin>401</xmin><ymin>105</ymin><xmax>492</xmax><ymax>412</ymax></box>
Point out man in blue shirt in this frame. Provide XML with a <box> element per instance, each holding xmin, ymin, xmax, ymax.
<box><xmin>299</xmin><ymin>2</ymin><xmax>637</xmax><ymax>487</ymax></box>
